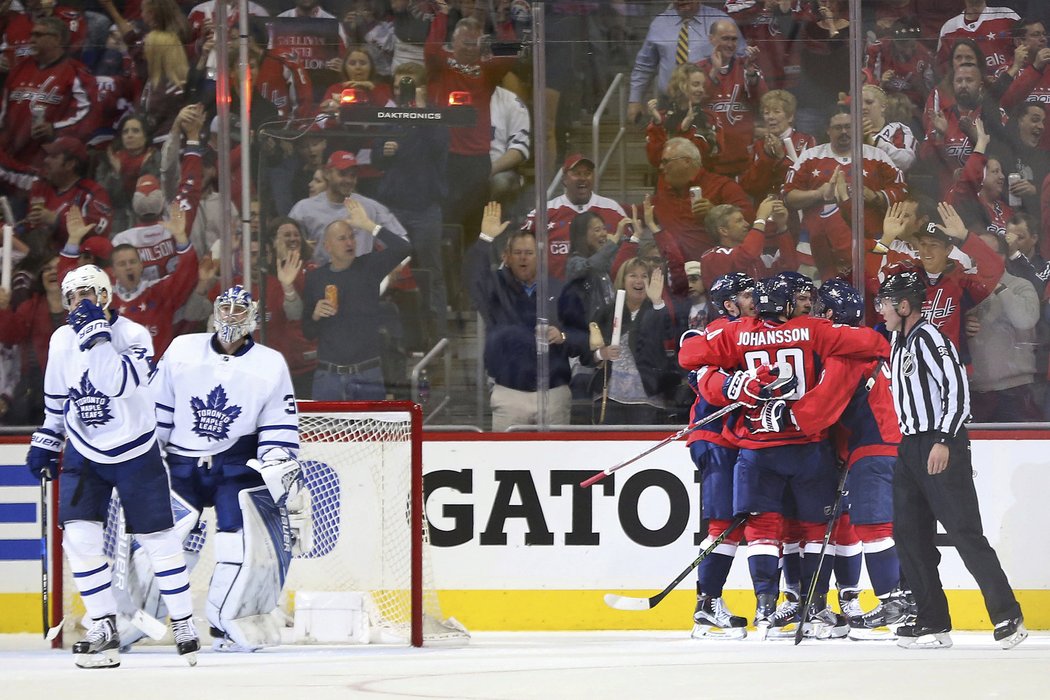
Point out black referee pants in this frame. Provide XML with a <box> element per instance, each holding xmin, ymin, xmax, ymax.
<box><xmin>893</xmin><ymin>430</ymin><xmax>1021</xmax><ymax>630</ymax></box>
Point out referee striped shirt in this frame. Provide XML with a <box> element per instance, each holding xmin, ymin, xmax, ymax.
<box><xmin>889</xmin><ymin>318</ymin><xmax>970</xmax><ymax>437</ymax></box>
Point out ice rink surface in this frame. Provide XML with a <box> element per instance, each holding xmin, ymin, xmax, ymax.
<box><xmin>3</xmin><ymin>631</ymin><xmax>1049</xmax><ymax>700</ymax></box>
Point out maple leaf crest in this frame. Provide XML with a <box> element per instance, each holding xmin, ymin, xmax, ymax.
<box><xmin>68</xmin><ymin>370</ymin><xmax>113</xmax><ymax>427</ymax></box>
<box><xmin>190</xmin><ymin>385</ymin><xmax>242</xmax><ymax>441</ymax></box>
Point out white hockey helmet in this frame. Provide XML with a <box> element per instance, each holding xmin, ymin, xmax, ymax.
<box><xmin>213</xmin><ymin>285</ymin><xmax>257</xmax><ymax>344</ymax></box>
<box><xmin>61</xmin><ymin>264</ymin><xmax>113</xmax><ymax>310</ymax></box>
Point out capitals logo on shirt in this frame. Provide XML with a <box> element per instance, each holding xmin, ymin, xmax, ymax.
<box><xmin>191</xmin><ymin>386</ymin><xmax>242</xmax><ymax>441</ymax></box>
<box><xmin>70</xmin><ymin>372</ymin><xmax>113</xmax><ymax>427</ymax></box>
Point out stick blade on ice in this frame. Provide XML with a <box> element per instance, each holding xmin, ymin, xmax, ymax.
<box><xmin>603</xmin><ymin>593</ymin><xmax>652</xmax><ymax>611</ymax></box>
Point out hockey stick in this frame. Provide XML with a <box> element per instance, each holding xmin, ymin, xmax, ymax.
<box><xmin>40</xmin><ymin>477</ymin><xmax>52</xmax><ymax>639</ymax></box>
<box><xmin>113</xmin><ymin>505</ymin><xmax>168</xmax><ymax>641</ymax></box>
<box><xmin>604</xmin><ymin>515</ymin><xmax>747</xmax><ymax>611</ymax></box>
<box><xmin>794</xmin><ymin>465</ymin><xmax>851</xmax><ymax>645</ymax></box>
<box><xmin>580</xmin><ymin>368</ymin><xmax>795</xmax><ymax>488</ymax></box>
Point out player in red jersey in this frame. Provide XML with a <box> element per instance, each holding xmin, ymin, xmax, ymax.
<box><xmin>679</xmin><ymin>272</ymin><xmax>755</xmax><ymax>639</ymax></box>
<box><xmin>681</xmin><ymin>275</ymin><xmax>889</xmax><ymax>636</ymax></box>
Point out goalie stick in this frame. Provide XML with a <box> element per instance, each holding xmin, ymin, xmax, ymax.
<box><xmin>794</xmin><ymin>464</ymin><xmax>851</xmax><ymax>645</ymax></box>
<box><xmin>579</xmin><ymin>366</ymin><xmax>795</xmax><ymax>488</ymax></box>
<box><xmin>604</xmin><ymin>515</ymin><xmax>747</xmax><ymax>611</ymax></box>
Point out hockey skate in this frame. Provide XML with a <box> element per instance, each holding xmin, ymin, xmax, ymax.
<box><xmin>753</xmin><ymin>593</ymin><xmax>778</xmax><ymax>639</ymax></box>
<box><xmin>210</xmin><ymin>626</ymin><xmax>260</xmax><ymax>653</ymax></box>
<box><xmin>171</xmin><ymin>616</ymin><xmax>200</xmax><ymax>666</ymax></box>
<box><xmin>837</xmin><ymin>588</ymin><xmax>863</xmax><ymax>621</ymax></box>
<box><xmin>993</xmin><ymin>616</ymin><xmax>1028</xmax><ymax>650</ymax></box>
<box><xmin>848</xmin><ymin>589</ymin><xmax>910</xmax><ymax>640</ymax></box>
<box><xmin>896</xmin><ymin>623</ymin><xmax>952</xmax><ymax>649</ymax></box>
<box><xmin>73</xmin><ymin>615</ymin><xmax>120</xmax><ymax>669</ymax></box>
<box><xmin>801</xmin><ymin>595</ymin><xmax>849</xmax><ymax>639</ymax></box>
<box><xmin>691</xmin><ymin>594</ymin><xmax>747</xmax><ymax>640</ymax></box>
<box><xmin>764</xmin><ymin>589</ymin><xmax>802</xmax><ymax>640</ymax></box>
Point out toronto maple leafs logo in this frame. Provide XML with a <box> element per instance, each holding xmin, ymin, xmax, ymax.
<box><xmin>190</xmin><ymin>386</ymin><xmax>242</xmax><ymax>441</ymax></box>
<box><xmin>69</xmin><ymin>371</ymin><xmax>113</xmax><ymax>427</ymax></box>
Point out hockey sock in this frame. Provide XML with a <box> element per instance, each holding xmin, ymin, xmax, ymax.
<box><xmin>863</xmin><ymin>542</ymin><xmax>901</xmax><ymax>597</ymax></box>
<box><xmin>745</xmin><ymin>513</ymin><xmax>782</xmax><ymax>597</ymax></box>
<box><xmin>698</xmin><ymin>519</ymin><xmax>741</xmax><ymax>598</ymax></box>
<box><xmin>64</xmin><ymin>521</ymin><xmax>118</xmax><ymax>619</ymax></box>
<box><xmin>136</xmin><ymin>530</ymin><xmax>194</xmax><ymax>620</ymax></box>
<box><xmin>781</xmin><ymin>542</ymin><xmax>801</xmax><ymax>592</ymax></box>
<box><xmin>800</xmin><ymin>522</ymin><xmax>835</xmax><ymax>596</ymax></box>
<box><xmin>699</xmin><ymin>550</ymin><xmax>736</xmax><ymax>598</ymax></box>
<box><xmin>833</xmin><ymin>547</ymin><xmax>862</xmax><ymax>590</ymax></box>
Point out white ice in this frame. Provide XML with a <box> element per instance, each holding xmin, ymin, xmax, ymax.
<box><xmin>2</xmin><ymin>631</ymin><xmax>1048</xmax><ymax>699</ymax></box>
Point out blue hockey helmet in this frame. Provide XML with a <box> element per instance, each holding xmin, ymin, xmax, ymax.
<box><xmin>709</xmin><ymin>272</ymin><xmax>755</xmax><ymax>317</ymax></box>
<box><xmin>754</xmin><ymin>276</ymin><xmax>794</xmax><ymax>318</ymax></box>
<box><xmin>815</xmin><ymin>278</ymin><xmax>864</xmax><ymax>326</ymax></box>
<box><xmin>776</xmin><ymin>270</ymin><xmax>815</xmax><ymax>301</ymax></box>
<box><xmin>213</xmin><ymin>285</ymin><xmax>258</xmax><ymax>344</ymax></box>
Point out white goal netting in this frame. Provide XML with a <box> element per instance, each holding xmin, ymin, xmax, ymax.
<box><xmin>60</xmin><ymin>403</ymin><xmax>467</xmax><ymax>646</ymax></box>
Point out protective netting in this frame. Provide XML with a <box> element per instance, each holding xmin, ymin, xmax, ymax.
<box><xmin>61</xmin><ymin>406</ymin><xmax>467</xmax><ymax>646</ymax></box>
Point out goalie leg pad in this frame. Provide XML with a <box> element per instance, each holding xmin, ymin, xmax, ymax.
<box><xmin>64</xmin><ymin>520</ymin><xmax>118</xmax><ymax>619</ymax></box>
<box><xmin>206</xmin><ymin>486</ymin><xmax>293</xmax><ymax>651</ymax></box>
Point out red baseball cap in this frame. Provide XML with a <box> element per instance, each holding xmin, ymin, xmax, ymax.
<box><xmin>42</xmin><ymin>136</ymin><xmax>88</xmax><ymax>165</ymax></box>
<box><xmin>562</xmin><ymin>153</ymin><xmax>595</xmax><ymax>173</ymax></box>
<box><xmin>80</xmin><ymin>235</ymin><xmax>113</xmax><ymax>262</ymax></box>
<box><xmin>135</xmin><ymin>174</ymin><xmax>161</xmax><ymax>196</ymax></box>
<box><xmin>326</xmin><ymin>150</ymin><xmax>358</xmax><ymax>171</ymax></box>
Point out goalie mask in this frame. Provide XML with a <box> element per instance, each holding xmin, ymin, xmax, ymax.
<box><xmin>61</xmin><ymin>264</ymin><xmax>113</xmax><ymax>310</ymax></box>
<box><xmin>214</xmin><ymin>285</ymin><xmax>257</xmax><ymax>344</ymax></box>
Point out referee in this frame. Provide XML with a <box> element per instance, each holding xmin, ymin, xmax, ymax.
<box><xmin>877</xmin><ymin>268</ymin><xmax>1026</xmax><ymax>650</ymax></box>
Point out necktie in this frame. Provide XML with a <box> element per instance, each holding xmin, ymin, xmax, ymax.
<box><xmin>675</xmin><ymin>22</ymin><xmax>689</xmax><ymax>65</ymax></box>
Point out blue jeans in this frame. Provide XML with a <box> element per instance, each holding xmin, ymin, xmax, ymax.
<box><xmin>311</xmin><ymin>366</ymin><xmax>386</xmax><ymax>401</ymax></box>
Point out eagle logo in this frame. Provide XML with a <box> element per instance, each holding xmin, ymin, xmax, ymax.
<box><xmin>190</xmin><ymin>385</ymin><xmax>242</xmax><ymax>441</ymax></box>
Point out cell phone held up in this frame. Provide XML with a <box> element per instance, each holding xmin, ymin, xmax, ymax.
<box><xmin>689</xmin><ymin>186</ymin><xmax>703</xmax><ymax>203</ymax></box>
<box><xmin>398</xmin><ymin>76</ymin><xmax>415</xmax><ymax>107</ymax></box>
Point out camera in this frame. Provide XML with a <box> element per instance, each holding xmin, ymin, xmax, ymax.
<box><xmin>398</xmin><ymin>76</ymin><xmax>415</xmax><ymax>107</ymax></box>
<box><xmin>490</xmin><ymin>41</ymin><xmax>522</xmax><ymax>57</ymax></box>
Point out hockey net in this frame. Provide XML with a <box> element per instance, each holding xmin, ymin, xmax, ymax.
<box><xmin>58</xmin><ymin>400</ymin><xmax>467</xmax><ymax>647</ymax></box>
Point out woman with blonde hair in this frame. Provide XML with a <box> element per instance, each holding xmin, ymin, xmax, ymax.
<box><xmin>645</xmin><ymin>63</ymin><xmax>716</xmax><ymax>168</ymax></box>
<box><xmin>138</xmin><ymin>30</ymin><xmax>189</xmax><ymax>141</ymax></box>
<box><xmin>588</xmin><ymin>257</ymin><xmax>681</xmax><ymax>425</ymax></box>
<box><xmin>861</xmin><ymin>83</ymin><xmax>916</xmax><ymax>172</ymax></box>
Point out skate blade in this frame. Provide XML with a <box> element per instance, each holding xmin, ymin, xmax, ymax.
<box><xmin>690</xmin><ymin>624</ymin><xmax>747</xmax><ymax>640</ymax></box>
<box><xmin>998</xmin><ymin>628</ymin><xmax>1028</xmax><ymax>650</ymax></box>
<box><xmin>765</xmin><ymin>623</ymin><xmax>800</xmax><ymax>640</ymax></box>
<box><xmin>897</xmin><ymin>633</ymin><xmax>952</xmax><ymax>649</ymax></box>
<box><xmin>74</xmin><ymin>649</ymin><xmax>120</xmax><ymax>669</ymax></box>
<box><xmin>182</xmin><ymin>651</ymin><xmax>198</xmax><ymax>666</ymax></box>
<box><xmin>848</xmin><ymin>626</ymin><xmax>898</xmax><ymax>641</ymax></box>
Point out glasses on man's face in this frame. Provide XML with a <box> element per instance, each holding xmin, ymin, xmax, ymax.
<box><xmin>660</xmin><ymin>155</ymin><xmax>688</xmax><ymax>166</ymax></box>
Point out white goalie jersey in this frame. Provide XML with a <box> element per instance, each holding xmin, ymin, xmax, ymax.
<box><xmin>40</xmin><ymin>315</ymin><xmax>158</xmax><ymax>464</ymax></box>
<box><xmin>152</xmin><ymin>333</ymin><xmax>299</xmax><ymax>460</ymax></box>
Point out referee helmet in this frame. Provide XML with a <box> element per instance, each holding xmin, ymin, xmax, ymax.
<box><xmin>877</xmin><ymin>268</ymin><xmax>926</xmax><ymax>310</ymax></box>
<box><xmin>754</xmin><ymin>276</ymin><xmax>793</xmax><ymax>318</ymax></box>
<box><xmin>815</xmin><ymin>278</ymin><xmax>863</xmax><ymax>326</ymax></box>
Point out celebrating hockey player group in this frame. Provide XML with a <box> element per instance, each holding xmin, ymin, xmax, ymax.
<box><xmin>676</xmin><ymin>268</ymin><xmax>1026</xmax><ymax>649</ymax></box>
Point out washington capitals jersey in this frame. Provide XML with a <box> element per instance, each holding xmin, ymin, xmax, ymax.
<box><xmin>152</xmin><ymin>333</ymin><xmax>299</xmax><ymax>460</ymax></box>
<box><xmin>39</xmin><ymin>314</ymin><xmax>157</xmax><ymax>464</ymax></box>
<box><xmin>791</xmin><ymin>356</ymin><xmax>901</xmax><ymax>468</ymax></box>
<box><xmin>679</xmin><ymin>316</ymin><xmax>737</xmax><ymax>448</ymax></box>
<box><xmin>681</xmin><ymin>315</ymin><xmax>889</xmax><ymax>449</ymax></box>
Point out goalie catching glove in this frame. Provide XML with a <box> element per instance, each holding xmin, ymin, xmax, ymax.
<box><xmin>245</xmin><ymin>449</ymin><xmax>303</xmax><ymax>506</ymax></box>
<box><xmin>722</xmin><ymin>362</ymin><xmax>797</xmax><ymax>408</ymax></box>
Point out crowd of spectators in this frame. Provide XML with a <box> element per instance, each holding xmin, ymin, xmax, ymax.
<box><xmin>2</xmin><ymin>0</ymin><xmax>1050</xmax><ymax>429</ymax></box>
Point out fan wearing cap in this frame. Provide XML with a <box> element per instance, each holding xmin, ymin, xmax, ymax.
<box><xmin>0</xmin><ymin>16</ymin><xmax>96</xmax><ymax>167</ymax></box>
<box><xmin>288</xmin><ymin>150</ymin><xmax>408</xmax><ymax>266</ymax></box>
<box><xmin>26</xmin><ymin>136</ymin><xmax>113</xmax><ymax>250</ymax></box>
<box><xmin>863</xmin><ymin>17</ymin><xmax>935</xmax><ymax>111</ymax></box>
<box><xmin>878</xmin><ymin>201</ymin><xmax>1004</xmax><ymax>360</ymax></box>
<box><xmin>522</xmin><ymin>154</ymin><xmax>626</xmax><ymax>282</ymax></box>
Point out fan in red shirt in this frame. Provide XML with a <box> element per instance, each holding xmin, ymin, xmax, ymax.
<box><xmin>783</xmin><ymin>110</ymin><xmax>906</xmax><ymax>280</ymax></box>
<box><xmin>699</xmin><ymin>195</ymin><xmax>797</xmax><ymax>292</ymax></box>
<box><xmin>998</xmin><ymin>18</ymin><xmax>1050</xmax><ymax>150</ymax></box>
<box><xmin>653</xmin><ymin>136</ymin><xmax>754</xmax><ymax>263</ymax></box>
<box><xmin>946</xmin><ymin>119</ymin><xmax>1012</xmax><ymax>238</ymax></box>
<box><xmin>936</xmin><ymin>1</ymin><xmax>1018</xmax><ymax>77</ymax></box>
<box><xmin>695</xmin><ymin>18</ymin><xmax>767</xmax><ymax>179</ymax></box>
<box><xmin>726</xmin><ymin>0</ymin><xmax>804</xmax><ymax>91</ymax></box>
<box><xmin>739</xmin><ymin>89</ymin><xmax>815</xmax><ymax>202</ymax></box>
<box><xmin>26</xmin><ymin>136</ymin><xmax>112</xmax><ymax>250</ymax></box>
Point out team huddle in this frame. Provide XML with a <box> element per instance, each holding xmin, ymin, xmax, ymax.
<box><xmin>26</xmin><ymin>266</ymin><xmax>303</xmax><ymax>669</ymax></box>
<box><xmin>677</xmin><ymin>269</ymin><xmax>1027</xmax><ymax>649</ymax></box>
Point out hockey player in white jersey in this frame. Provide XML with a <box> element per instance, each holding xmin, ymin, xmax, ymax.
<box><xmin>25</xmin><ymin>265</ymin><xmax>199</xmax><ymax>669</ymax></box>
<box><xmin>151</xmin><ymin>285</ymin><xmax>302</xmax><ymax>652</ymax></box>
